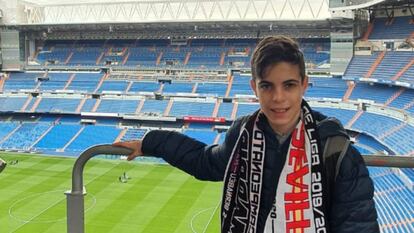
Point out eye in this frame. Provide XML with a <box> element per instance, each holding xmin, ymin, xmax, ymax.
<box><xmin>284</xmin><ymin>83</ymin><xmax>296</xmax><ymax>89</ymax></box>
<box><xmin>259</xmin><ymin>84</ymin><xmax>271</xmax><ymax>90</ymax></box>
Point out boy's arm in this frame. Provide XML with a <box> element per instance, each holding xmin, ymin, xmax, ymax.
<box><xmin>142</xmin><ymin>118</ymin><xmax>244</xmax><ymax>181</ymax></box>
<box><xmin>115</xmin><ymin>119</ymin><xmax>245</xmax><ymax>181</ymax></box>
<box><xmin>330</xmin><ymin>145</ymin><xmax>380</xmax><ymax>233</ymax></box>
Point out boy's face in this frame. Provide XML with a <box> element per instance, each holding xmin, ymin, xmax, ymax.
<box><xmin>250</xmin><ymin>62</ymin><xmax>308</xmax><ymax>135</ymax></box>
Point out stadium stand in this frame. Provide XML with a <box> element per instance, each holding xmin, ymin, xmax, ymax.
<box><xmin>65</xmin><ymin>125</ymin><xmax>121</xmax><ymax>153</ymax></box>
<box><xmin>369</xmin><ymin>16</ymin><xmax>414</xmax><ymax>40</ymax></box>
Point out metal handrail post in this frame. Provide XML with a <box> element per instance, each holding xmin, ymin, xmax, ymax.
<box><xmin>66</xmin><ymin>145</ymin><xmax>132</xmax><ymax>233</ymax></box>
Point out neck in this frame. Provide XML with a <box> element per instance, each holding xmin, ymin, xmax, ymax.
<box><xmin>273</xmin><ymin>126</ymin><xmax>294</xmax><ymax>137</ymax></box>
<box><xmin>271</xmin><ymin>112</ymin><xmax>301</xmax><ymax>136</ymax></box>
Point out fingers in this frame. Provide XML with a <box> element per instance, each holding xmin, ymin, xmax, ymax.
<box><xmin>112</xmin><ymin>141</ymin><xmax>123</xmax><ymax>147</ymax></box>
<box><xmin>112</xmin><ymin>141</ymin><xmax>134</xmax><ymax>150</ymax></box>
<box><xmin>127</xmin><ymin>153</ymin><xmax>137</xmax><ymax>161</ymax></box>
<box><xmin>112</xmin><ymin>140</ymin><xmax>143</xmax><ymax>161</ymax></box>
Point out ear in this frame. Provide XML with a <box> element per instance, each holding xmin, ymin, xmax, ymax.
<box><xmin>250</xmin><ymin>79</ymin><xmax>258</xmax><ymax>96</ymax></box>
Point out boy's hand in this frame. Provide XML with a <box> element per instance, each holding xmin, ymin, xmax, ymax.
<box><xmin>112</xmin><ymin>140</ymin><xmax>143</xmax><ymax>161</ymax></box>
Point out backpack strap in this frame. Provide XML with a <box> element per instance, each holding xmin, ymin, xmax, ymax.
<box><xmin>316</xmin><ymin>116</ymin><xmax>350</xmax><ymax>224</ymax></box>
<box><xmin>323</xmin><ymin>135</ymin><xmax>350</xmax><ymax>181</ymax></box>
<box><xmin>322</xmin><ymin>134</ymin><xmax>350</xmax><ymax>219</ymax></box>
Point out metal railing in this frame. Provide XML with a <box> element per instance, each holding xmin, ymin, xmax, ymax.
<box><xmin>66</xmin><ymin>144</ymin><xmax>414</xmax><ymax>233</ymax></box>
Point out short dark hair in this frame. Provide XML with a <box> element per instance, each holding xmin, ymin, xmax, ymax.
<box><xmin>251</xmin><ymin>36</ymin><xmax>305</xmax><ymax>82</ymax></box>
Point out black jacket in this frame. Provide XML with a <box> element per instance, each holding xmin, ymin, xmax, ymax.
<box><xmin>142</xmin><ymin>111</ymin><xmax>379</xmax><ymax>233</ymax></box>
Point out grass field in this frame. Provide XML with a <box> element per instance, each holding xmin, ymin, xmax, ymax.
<box><xmin>0</xmin><ymin>152</ymin><xmax>222</xmax><ymax>233</ymax></box>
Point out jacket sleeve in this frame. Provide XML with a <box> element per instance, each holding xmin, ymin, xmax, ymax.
<box><xmin>141</xmin><ymin>119</ymin><xmax>245</xmax><ymax>181</ymax></box>
<box><xmin>330</xmin><ymin>145</ymin><xmax>380</xmax><ymax>233</ymax></box>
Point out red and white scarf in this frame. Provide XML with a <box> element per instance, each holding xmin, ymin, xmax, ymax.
<box><xmin>221</xmin><ymin>100</ymin><xmax>329</xmax><ymax>233</ymax></box>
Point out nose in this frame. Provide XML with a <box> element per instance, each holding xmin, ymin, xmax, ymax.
<box><xmin>271</xmin><ymin>88</ymin><xmax>284</xmax><ymax>102</ymax></box>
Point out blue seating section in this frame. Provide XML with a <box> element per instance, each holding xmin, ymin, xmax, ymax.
<box><xmin>39</xmin><ymin>73</ymin><xmax>71</xmax><ymax>91</ymax></box>
<box><xmin>369</xmin><ymin>16</ymin><xmax>414</xmax><ymax>39</ymax></box>
<box><xmin>383</xmin><ymin>124</ymin><xmax>414</xmax><ymax>155</ymax></box>
<box><xmin>371</xmin><ymin>52</ymin><xmax>413</xmax><ymax>81</ymax></box>
<box><xmin>230</xmin><ymin>83</ymin><xmax>254</xmax><ymax>96</ymax></box>
<box><xmin>97</xmin><ymin>99</ymin><xmax>139</xmax><ymax>114</ymax></box>
<box><xmin>225</xmin><ymin>55</ymin><xmax>251</xmax><ymax>68</ymax></box>
<box><xmin>34</xmin><ymin>124</ymin><xmax>82</xmax><ymax>151</ymax></box>
<box><xmin>236</xmin><ymin>103</ymin><xmax>259</xmax><ymax>118</ymax></box>
<box><xmin>196</xmin><ymin>83</ymin><xmax>227</xmax><ymax>96</ymax></box>
<box><xmin>80</xmin><ymin>99</ymin><xmax>97</xmax><ymax>112</ymax></box>
<box><xmin>217</xmin><ymin>102</ymin><xmax>234</xmax><ymax>119</ymax></box>
<box><xmin>23</xmin><ymin>98</ymin><xmax>37</xmax><ymax>112</ymax></box>
<box><xmin>140</xmin><ymin>99</ymin><xmax>168</xmax><ymax>115</ymax></box>
<box><xmin>0</xmin><ymin>123</ymin><xmax>50</xmax><ymax>150</ymax></box>
<box><xmin>183</xmin><ymin>129</ymin><xmax>217</xmax><ymax>144</ymax></box>
<box><xmin>125</xmin><ymin>47</ymin><xmax>158</xmax><ymax>67</ymax></box>
<box><xmin>369</xmin><ymin>167</ymin><xmax>414</xmax><ymax>232</ymax></box>
<box><xmin>306</xmin><ymin>78</ymin><xmax>347</xmax><ymax>99</ymax></box>
<box><xmin>399</xmin><ymin>65</ymin><xmax>414</xmax><ymax>84</ymax></box>
<box><xmin>160</xmin><ymin>49</ymin><xmax>186</xmax><ymax>66</ymax></box>
<box><xmin>350</xmin><ymin>83</ymin><xmax>397</xmax><ymax>104</ymax></box>
<box><xmin>37</xmin><ymin>48</ymin><xmax>70</xmax><ymax>65</ymax></box>
<box><xmin>0</xmin><ymin>97</ymin><xmax>26</xmax><ymax>112</ymax></box>
<box><xmin>351</xmin><ymin>113</ymin><xmax>414</xmax><ymax>155</ymax></box>
<box><xmin>100</xmin><ymin>45</ymin><xmax>126</xmax><ymax>66</ymax></box>
<box><xmin>99</xmin><ymin>80</ymin><xmax>129</xmax><ymax>92</ymax></box>
<box><xmin>389</xmin><ymin>89</ymin><xmax>414</xmax><ymax>114</ymax></box>
<box><xmin>34</xmin><ymin>39</ymin><xmax>330</xmax><ymax>70</ymax></box>
<box><xmin>343</xmin><ymin>53</ymin><xmax>380</xmax><ymax>79</ymax></box>
<box><xmin>66</xmin><ymin>125</ymin><xmax>120</xmax><ymax>152</ymax></box>
<box><xmin>69</xmin><ymin>48</ymin><xmax>101</xmax><ymax>65</ymax></box>
<box><xmin>400</xmin><ymin>168</ymin><xmax>414</xmax><ymax>183</ymax></box>
<box><xmin>352</xmin><ymin>112</ymin><xmax>400</xmax><ymax>137</ymax></box>
<box><xmin>230</xmin><ymin>74</ymin><xmax>254</xmax><ymax>97</ymax></box>
<box><xmin>4</xmin><ymin>73</ymin><xmax>38</xmax><ymax>91</ymax></box>
<box><xmin>343</xmin><ymin>51</ymin><xmax>414</xmax><ymax>87</ymax></box>
<box><xmin>356</xmin><ymin>133</ymin><xmax>391</xmax><ymax>154</ymax></box>
<box><xmin>169</xmin><ymin>101</ymin><xmax>215</xmax><ymax>117</ymax></box>
<box><xmin>128</xmin><ymin>82</ymin><xmax>160</xmax><ymax>93</ymax></box>
<box><xmin>187</xmin><ymin>47</ymin><xmax>223</xmax><ymax>68</ymax></box>
<box><xmin>0</xmin><ymin>122</ymin><xmax>19</xmax><ymax>140</ymax></box>
<box><xmin>162</xmin><ymin>82</ymin><xmax>194</xmax><ymax>94</ymax></box>
<box><xmin>312</xmin><ymin>107</ymin><xmax>356</xmax><ymax>126</ymax></box>
<box><xmin>36</xmin><ymin>98</ymin><xmax>80</xmax><ymax>113</ymax></box>
<box><xmin>121</xmin><ymin>128</ymin><xmax>147</xmax><ymax>141</ymax></box>
<box><xmin>0</xmin><ymin>117</ymin><xmax>410</xmax><ymax>161</ymax></box>
<box><xmin>66</xmin><ymin>73</ymin><xmax>102</xmax><ymax>92</ymax></box>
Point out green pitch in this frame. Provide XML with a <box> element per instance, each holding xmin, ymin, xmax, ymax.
<box><xmin>0</xmin><ymin>152</ymin><xmax>222</xmax><ymax>233</ymax></box>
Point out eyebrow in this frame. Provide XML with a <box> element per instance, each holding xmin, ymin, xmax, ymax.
<box><xmin>283</xmin><ymin>79</ymin><xmax>300</xmax><ymax>84</ymax></box>
<box><xmin>258</xmin><ymin>80</ymin><xmax>272</xmax><ymax>85</ymax></box>
<box><xmin>258</xmin><ymin>79</ymin><xmax>300</xmax><ymax>85</ymax></box>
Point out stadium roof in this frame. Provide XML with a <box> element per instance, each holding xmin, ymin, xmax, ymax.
<box><xmin>13</xmin><ymin>0</ymin><xmax>332</xmax><ymax>25</ymax></box>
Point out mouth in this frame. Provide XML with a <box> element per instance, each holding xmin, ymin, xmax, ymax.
<box><xmin>271</xmin><ymin>107</ymin><xmax>289</xmax><ymax>113</ymax></box>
